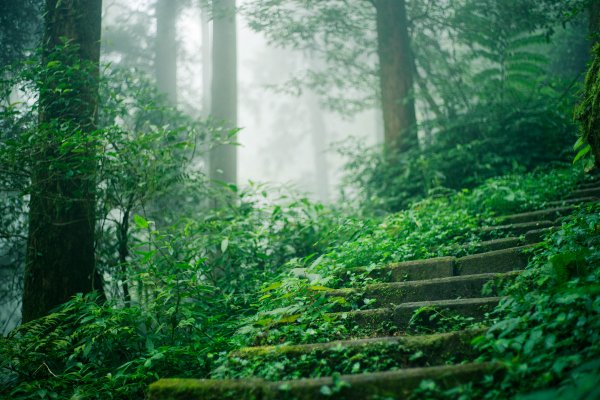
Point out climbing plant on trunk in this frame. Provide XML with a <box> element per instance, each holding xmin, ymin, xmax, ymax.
<box><xmin>22</xmin><ymin>0</ymin><xmax>103</xmax><ymax>322</ymax></box>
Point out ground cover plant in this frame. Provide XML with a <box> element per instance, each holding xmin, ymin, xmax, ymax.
<box><xmin>0</xmin><ymin>165</ymin><xmax>588</xmax><ymax>399</ymax></box>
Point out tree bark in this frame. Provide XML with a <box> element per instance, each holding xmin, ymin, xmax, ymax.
<box><xmin>209</xmin><ymin>0</ymin><xmax>237</xmax><ymax>187</ymax></box>
<box><xmin>307</xmin><ymin>93</ymin><xmax>330</xmax><ymax>203</ymax></box>
<box><xmin>373</xmin><ymin>0</ymin><xmax>418</xmax><ymax>153</ymax></box>
<box><xmin>591</xmin><ymin>1</ymin><xmax>600</xmax><ymax>46</ymax></box>
<box><xmin>201</xmin><ymin>3</ymin><xmax>211</xmax><ymax>117</ymax></box>
<box><xmin>23</xmin><ymin>0</ymin><xmax>103</xmax><ymax>322</ymax></box>
<box><xmin>155</xmin><ymin>0</ymin><xmax>178</xmax><ymax>104</ymax></box>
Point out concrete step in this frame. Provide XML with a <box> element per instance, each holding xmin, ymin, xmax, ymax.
<box><xmin>328</xmin><ymin>272</ymin><xmax>517</xmax><ymax>309</ymax></box>
<box><xmin>500</xmin><ymin>206</ymin><xmax>576</xmax><ymax>224</ymax></box>
<box><xmin>150</xmin><ymin>362</ymin><xmax>501</xmax><ymax>400</ymax></box>
<box><xmin>568</xmin><ymin>187</ymin><xmax>600</xmax><ymax>199</ymax></box>
<box><xmin>339</xmin><ymin>246</ymin><xmax>531</xmax><ymax>284</ymax></box>
<box><xmin>455</xmin><ymin>246</ymin><xmax>531</xmax><ymax>276</ymax></box>
<box><xmin>220</xmin><ymin>329</ymin><xmax>483</xmax><ymax>381</ymax></box>
<box><xmin>331</xmin><ymin>297</ymin><xmax>501</xmax><ymax>335</ymax></box>
<box><xmin>472</xmin><ymin>236</ymin><xmax>523</xmax><ymax>252</ymax></box>
<box><xmin>339</xmin><ymin>257</ymin><xmax>455</xmax><ymax>283</ymax></box>
<box><xmin>481</xmin><ymin>220</ymin><xmax>554</xmax><ymax>238</ymax></box>
<box><xmin>576</xmin><ymin>181</ymin><xmax>600</xmax><ymax>189</ymax></box>
<box><xmin>545</xmin><ymin>196</ymin><xmax>599</xmax><ymax>207</ymax></box>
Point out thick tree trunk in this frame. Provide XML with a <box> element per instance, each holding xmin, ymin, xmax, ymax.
<box><xmin>209</xmin><ymin>0</ymin><xmax>237</xmax><ymax>187</ymax></box>
<box><xmin>23</xmin><ymin>0</ymin><xmax>103</xmax><ymax>322</ymax></box>
<box><xmin>373</xmin><ymin>0</ymin><xmax>418</xmax><ymax>153</ymax></box>
<box><xmin>155</xmin><ymin>0</ymin><xmax>178</xmax><ymax>104</ymax></box>
<box><xmin>591</xmin><ymin>1</ymin><xmax>600</xmax><ymax>45</ymax></box>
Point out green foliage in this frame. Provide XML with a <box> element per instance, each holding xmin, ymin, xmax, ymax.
<box><xmin>575</xmin><ymin>43</ymin><xmax>600</xmax><ymax>169</ymax></box>
<box><xmin>229</xmin><ymin>168</ymin><xmax>579</xmax><ymax>348</ymax></box>
<box><xmin>473</xmin><ymin>203</ymin><xmax>600</xmax><ymax>398</ymax></box>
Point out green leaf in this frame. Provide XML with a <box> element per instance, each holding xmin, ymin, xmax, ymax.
<box><xmin>221</xmin><ymin>238</ymin><xmax>229</xmax><ymax>253</ymax></box>
<box><xmin>133</xmin><ymin>214</ymin><xmax>149</xmax><ymax>229</ymax></box>
<box><xmin>573</xmin><ymin>144</ymin><xmax>591</xmax><ymax>164</ymax></box>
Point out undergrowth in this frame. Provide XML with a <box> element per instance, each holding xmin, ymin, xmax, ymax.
<box><xmin>0</xmin><ymin>165</ymin><xmax>590</xmax><ymax>399</ymax></box>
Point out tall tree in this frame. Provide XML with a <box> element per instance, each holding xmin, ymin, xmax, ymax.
<box><xmin>201</xmin><ymin>2</ymin><xmax>211</xmax><ymax>117</ymax></box>
<box><xmin>373</xmin><ymin>0</ymin><xmax>417</xmax><ymax>152</ymax></box>
<box><xmin>209</xmin><ymin>0</ymin><xmax>237</xmax><ymax>186</ymax></box>
<box><xmin>591</xmin><ymin>0</ymin><xmax>600</xmax><ymax>45</ymax></box>
<box><xmin>23</xmin><ymin>0</ymin><xmax>103</xmax><ymax>322</ymax></box>
<box><xmin>155</xmin><ymin>0</ymin><xmax>178</xmax><ymax>104</ymax></box>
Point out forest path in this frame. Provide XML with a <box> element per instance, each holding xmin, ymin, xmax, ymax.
<box><xmin>148</xmin><ymin>183</ymin><xmax>600</xmax><ymax>400</ymax></box>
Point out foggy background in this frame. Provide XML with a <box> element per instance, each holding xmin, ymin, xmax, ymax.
<box><xmin>103</xmin><ymin>0</ymin><xmax>382</xmax><ymax>204</ymax></box>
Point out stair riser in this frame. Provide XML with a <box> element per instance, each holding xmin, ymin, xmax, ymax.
<box><xmin>456</xmin><ymin>246</ymin><xmax>530</xmax><ymax>275</ymax></box>
<box><xmin>334</xmin><ymin>298</ymin><xmax>499</xmax><ymax>335</ymax></box>
<box><xmin>150</xmin><ymin>363</ymin><xmax>502</xmax><ymax>400</ymax></box>
<box><xmin>569</xmin><ymin>187</ymin><xmax>600</xmax><ymax>199</ymax></box>
<box><xmin>481</xmin><ymin>220</ymin><xmax>554</xmax><ymax>239</ymax></box>
<box><xmin>501</xmin><ymin>206</ymin><xmax>575</xmax><ymax>224</ymax></box>
<box><xmin>339</xmin><ymin>275</ymin><xmax>508</xmax><ymax>310</ymax></box>
<box><xmin>342</xmin><ymin>245</ymin><xmax>532</xmax><ymax>285</ymax></box>
<box><xmin>220</xmin><ymin>330</ymin><xmax>482</xmax><ymax>381</ymax></box>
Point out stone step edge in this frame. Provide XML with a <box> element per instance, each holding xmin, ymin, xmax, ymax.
<box><xmin>339</xmin><ymin>245</ymin><xmax>533</xmax><ymax>283</ymax></box>
<box><xmin>149</xmin><ymin>362</ymin><xmax>501</xmax><ymax>400</ymax></box>
<box><xmin>328</xmin><ymin>297</ymin><xmax>502</xmax><ymax>332</ymax></box>
<box><xmin>233</xmin><ymin>328</ymin><xmax>485</xmax><ymax>358</ymax></box>
<box><xmin>327</xmin><ymin>271</ymin><xmax>519</xmax><ymax>299</ymax></box>
<box><xmin>545</xmin><ymin>196</ymin><xmax>599</xmax><ymax>207</ymax></box>
<box><xmin>499</xmin><ymin>205</ymin><xmax>577</xmax><ymax>224</ymax></box>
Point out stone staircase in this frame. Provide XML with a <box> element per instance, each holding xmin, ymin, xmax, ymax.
<box><xmin>148</xmin><ymin>182</ymin><xmax>600</xmax><ymax>400</ymax></box>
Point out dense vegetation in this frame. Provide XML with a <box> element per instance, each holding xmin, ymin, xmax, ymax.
<box><xmin>1</xmin><ymin>0</ymin><xmax>600</xmax><ymax>399</ymax></box>
<box><xmin>2</xmin><ymin>165</ymin><xmax>597</xmax><ymax>399</ymax></box>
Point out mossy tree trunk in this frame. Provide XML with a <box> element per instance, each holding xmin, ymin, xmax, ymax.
<box><xmin>577</xmin><ymin>44</ymin><xmax>600</xmax><ymax>169</ymax></box>
<box><xmin>591</xmin><ymin>1</ymin><xmax>600</xmax><ymax>46</ymax></box>
<box><xmin>373</xmin><ymin>0</ymin><xmax>418</xmax><ymax>153</ymax></box>
<box><xmin>22</xmin><ymin>0</ymin><xmax>103</xmax><ymax>322</ymax></box>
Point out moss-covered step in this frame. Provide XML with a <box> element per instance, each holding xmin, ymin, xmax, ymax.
<box><xmin>340</xmin><ymin>245</ymin><xmax>531</xmax><ymax>285</ymax></box>
<box><xmin>213</xmin><ymin>329</ymin><xmax>484</xmax><ymax>381</ymax></box>
<box><xmin>577</xmin><ymin>181</ymin><xmax>600</xmax><ymax>189</ymax></box>
<box><xmin>499</xmin><ymin>206</ymin><xmax>576</xmax><ymax>224</ymax></box>
<box><xmin>337</xmin><ymin>257</ymin><xmax>456</xmax><ymax>283</ymax></box>
<box><xmin>471</xmin><ymin>236</ymin><xmax>524</xmax><ymax>252</ymax></box>
<box><xmin>569</xmin><ymin>187</ymin><xmax>600</xmax><ymax>199</ymax></box>
<box><xmin>327</xmin><ymin>272</ymin><xmax>517</xmax><ymax>310</ymax></box>
<box><xmin>481</xmin><ymin>220</ymin><xmax>554</xmax><ymax>239</ymax></box>
<box><xmin>545</xmin><ymin>196</ymin><xmax>599</xmax><ymax>207</ymax></box>
<box><xmin>330</xmin><ymin>297</ymin><xmax>500</xmax><ymax>335</ymax></box>
<box><xmin>149</xmin><ymin>362</ymin><xmax>501</xmax><ymax>400</ymax></box>
<box><xmin>455</xmin><ymin>246</ymin><xmax>531</xmax><ymax>276</ymax></box>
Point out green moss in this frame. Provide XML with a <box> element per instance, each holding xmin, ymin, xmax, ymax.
<box><xmin>148</xmin><ymin>379</ymin><xmax>266</xmax><ymax>400</ymax></box>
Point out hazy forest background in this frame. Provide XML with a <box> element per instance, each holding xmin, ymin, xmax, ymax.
<box><xmin>1</xmin><ymin>0</ymin><xmax>600</xmax><ymax>399</ymax></box>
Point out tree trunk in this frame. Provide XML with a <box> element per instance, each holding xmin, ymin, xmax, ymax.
<box><xmin>307</xmin><ymin>93</ymin><xmax>330</xmax><ymax>202</ymax></box>
<box><xmin>201</xmin><ymin>3</ymin><xmax>211</xmax><ymax>117</ymax></box>
<box><xmin>23</xmin><ymin>0</ymin><xmax>103</xmax><ymax>322</ymax></box>
<box><xmin>591</xmin><ymin>1</ymin><xmax>600</xmax><ymax>46</ymax></box>
<box><xmin>209</xmin><ymin>0</ymin><xmax>237</xmax><ymax>187</ymax></box>
<box><xmin>373</xmin><ymin>0</ymin><xmax>418</xmax><ymax>153</ymax></box>
<box><xmin>155</xmin><ymin>0</ymin><xmax>178</xmax><ymax>104</ymax></box>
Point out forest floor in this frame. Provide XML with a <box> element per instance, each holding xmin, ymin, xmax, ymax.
<box><xmin>149</xmin><ymin>173</ymin><xmax>600</xmax><ymax>399</ymax></box>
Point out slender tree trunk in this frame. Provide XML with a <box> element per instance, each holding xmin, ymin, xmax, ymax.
<box><xmin>155</xmin><ymin>0</ymin><xmax>178</xmax><ymax>104</ymax></box>
<box><xmin>209</xmin><ymin>0</ymin><xmax>237</xmax><ymax>187</ymax></box>
<box><xmin>201</xmin><ymin>3</ymin><xmax>211</xmax><ymax>117</ymax></box>
<box><xmin>373</xmin><ymin>0</ymin><xmax>418</xmax><ymax>153</ymax></box>
<box><xmin>23</xmin><ymin>0</ymin><xmax>103</xmax><ymax>322</ymax></box>
<box><xmin>306</xmin><ymin>93</ymin><xmax>330</xmax><ymax>202</ymax></box>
